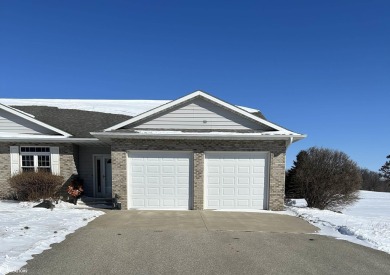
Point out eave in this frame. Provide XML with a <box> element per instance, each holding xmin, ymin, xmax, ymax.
<box><xmin>91</xmin><ymin>131</ymin><xmax>306</xmax><ymax>142</ymax></box>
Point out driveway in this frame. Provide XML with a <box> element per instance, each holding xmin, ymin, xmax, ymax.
<box><xmin>10</xmin><ymin>211</ymin><xmax>390</xmax><ymax>275</ymax></box>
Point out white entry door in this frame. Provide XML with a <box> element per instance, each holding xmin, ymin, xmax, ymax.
<box><xmin>128</xmin><ymin>151</ymin><xmax>192</xmax><ymax>210</ymax></box>
<box><xmin>94</xmin><ymin>155</ymin><xmax>112</xmax><ymax>198</ymax></box>
<box><xmin>204</xmin><ymin>152</ymin><xmax>268</xmax><ymax>210</ymax></box>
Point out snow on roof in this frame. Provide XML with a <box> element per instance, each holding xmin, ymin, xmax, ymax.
<box><xmin>0</xmin><ymin>99</ymin><xmax>259</xmax><ymax>117</ymax></box>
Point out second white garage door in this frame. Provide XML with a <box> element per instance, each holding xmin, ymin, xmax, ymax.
<box><xmin>205</xmin><ymin>152</ymin><xmax>269</xmax><ymax>210</ymax></box>
<box><xmin>128</xmin><ymin>151</ymin><xmax>192</xmax><ymax>210</ymax></box>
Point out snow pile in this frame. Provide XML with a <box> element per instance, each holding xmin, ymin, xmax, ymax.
<box><xmin>0</xmin><ymin>99</ymin><xmax>259</xmax><ymax>117</ymax></box>
<box><xmin>0</xmin><ymin>201</ymin><xmax>104</xmax><ymax>274</ymax></box>
<box><xmin>287</xmin><ymin>191</ymin><xmax>390</xmax><ymax>254</ymax></box>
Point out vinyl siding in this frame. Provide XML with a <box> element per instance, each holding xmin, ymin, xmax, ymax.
<box><xmin>0</xmin><ymin>109</ymin><xmax>56</xmax><ymax>135</ymax></box>
<box><xmin>129</xmin><ymin>98</ymin><xmax>273</xmax><ymax>131</ymax></box>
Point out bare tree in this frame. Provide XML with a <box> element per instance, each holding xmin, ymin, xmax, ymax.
<box><xmin>360</xmin><ymin>168</ymin><xmax>382</xmax><ymax>191</ymax></box>
<box><xmin>287</xmin><ymin>147</ymin><xmax>362</xmax><ymax>210</ymax></box>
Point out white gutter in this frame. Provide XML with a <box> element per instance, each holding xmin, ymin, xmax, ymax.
<box><xmin>91</xmin><ymin>132</ymin><xmax>306</xmax><ymax>141</ymax></box>
<box><xmin>0</xmin><ymin>137</ymin><xmax>101</xmax><ymax>143</ymax></box>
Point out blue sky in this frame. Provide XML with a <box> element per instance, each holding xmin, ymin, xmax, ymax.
<box><xmin>0</xmin><ymin>0</ymin><xmax>389</xmax><ymax>171</ymax></box>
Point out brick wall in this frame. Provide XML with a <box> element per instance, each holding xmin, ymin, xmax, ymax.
<box><xmin>111</xmin><ymin>139</ymin><xmax>287</xmax><ymax>211</ymax></box>
<box><xmin>0</xmin><ymin>143</ymin><xmax>78</xmax><ymax>199</ymax></box>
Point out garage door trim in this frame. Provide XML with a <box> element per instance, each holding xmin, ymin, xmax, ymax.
<box><xmin>204</xmin><ymin>151</ymin><xmax>270</xmax><ymax>210</ymax></box>
<box><xmin>127</xmin><ymin>150</ymin><xmax>193</xmax><ymax>210</ymax></box>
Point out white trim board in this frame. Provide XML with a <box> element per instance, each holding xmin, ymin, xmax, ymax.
<box><xmin>104</xmin><ymin>91</ymin><xmax>297</xmax><ymax>134</ymax></box>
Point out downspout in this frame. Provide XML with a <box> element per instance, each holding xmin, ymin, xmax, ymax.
<box><xmin>286</xmin><ymin>136</ymin><xmax>294</xmax><ymax>148</ymax></box>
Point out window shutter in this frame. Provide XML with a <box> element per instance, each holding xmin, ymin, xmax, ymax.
<box><xmin>50</xmin><ymin>147</ymin><xmax>60</xmax><ymax>175</ymax></box>
<box><xmin>10</xmin><ymin>146</ymin><xmax>20</xmax><ymax>175</ymax></box>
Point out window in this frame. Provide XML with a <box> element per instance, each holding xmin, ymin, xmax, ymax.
<box><xmin>20</xmin><ymin>147</ymin><xmax>51</xmax><ymax>173</ymax></box>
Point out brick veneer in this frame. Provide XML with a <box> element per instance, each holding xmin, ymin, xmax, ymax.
<box><xmin>0</xmin><ymin>143</ymin><xmax>78</xmax><ymax>198</ymax></box>
<box><xmin>111</xmin><ymin>139</ymin><xmax>287</xmax><ymax>211</ymax></box>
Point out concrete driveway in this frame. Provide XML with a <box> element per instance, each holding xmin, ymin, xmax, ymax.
<box><xmin>10</xmin><ymin>211</ymin><xmax>390</xmax><ymax>275</ymax></box>
<box><xmin>96</xmin><ymin>210</ymin><xmax>317</xmax><ymax>233</ymax></box>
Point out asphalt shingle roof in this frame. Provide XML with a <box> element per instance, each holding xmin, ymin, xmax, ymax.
<box><xmin>12</xmin><ymin>106</ymin><xmax>132</xmax><ymax>138</ymax></box>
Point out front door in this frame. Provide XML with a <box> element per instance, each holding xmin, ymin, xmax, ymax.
<box><xmin>94</xmin><ymin>155</ymin><xmax>112</xmax><ymax>198</ymax></box>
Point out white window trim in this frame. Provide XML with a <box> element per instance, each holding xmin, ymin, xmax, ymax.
<box><xmin>20</xmin><ymin>147</ymin><xmax>51</xmax><ymax>172</ymax></box>
<box><xmin>10</xmin><ymin>146</ymin><xmax>60</xmax><ymax>175</ymax></box>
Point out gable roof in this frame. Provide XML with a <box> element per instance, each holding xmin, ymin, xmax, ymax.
<box><xmin>105</xmin><ymin>91</ymin><xmax>287</xmax><ymax>132</ymax></box>
<box><xmin>12</xmin><ymin>106</ymin><xmax>132</xmax><ymax>138</ymax></box>
<box><xmin>0</xmin><ymin>103</ymin><xmax>71</xmax><ymax>137</ymax></box>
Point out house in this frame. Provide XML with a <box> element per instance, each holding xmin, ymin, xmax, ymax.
<box><xmin>0</xmin><ymin>91</ymin><xmax>305</xmax><ymax>210</ymax></box>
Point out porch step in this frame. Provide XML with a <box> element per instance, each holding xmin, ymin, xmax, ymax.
<box><xmin>77</xmin><ymin>196</ymin><xmax>114</xmax><ymax>209</ymax></box>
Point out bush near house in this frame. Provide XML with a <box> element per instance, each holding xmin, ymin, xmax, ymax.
<box><xmin>8</xmin><ymin>171</ymin><xmax>64</xmax><ymax>201</ymax></box>
<box><xmin>286</xmin><ymin>147</ymin><xmax>362</xmax><ymax>210</ymax></box>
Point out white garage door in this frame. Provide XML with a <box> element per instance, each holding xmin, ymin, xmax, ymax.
<box><xmin>205</xmin><ymin>152</ymin><xmax>268</xmax><ymax>210</ymax></box>
<box><xmin>128</xmin><ymin>151</ymin><xmax>192</xmax><ymax>210</ymax></box>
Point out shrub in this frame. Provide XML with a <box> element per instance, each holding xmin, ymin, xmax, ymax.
<box><xmin>286</xmin><ymin>147</ymin><xmax>362</xmax><ymax>210</ymax></box>
<box><xmin>8</xmin><ymin>171</ymin><xmax>64</xmax><ymax>201</ymax></box>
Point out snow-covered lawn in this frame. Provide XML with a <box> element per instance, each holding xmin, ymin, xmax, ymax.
<box><xmin>0</xmin><ymin>201</ymin><xmax>104</xmax><ymax>275</ymax></box>
<box><xmin>287</xmin><ymin>191</ymin><xmax>390</xmax><ymax>254</ymax></box>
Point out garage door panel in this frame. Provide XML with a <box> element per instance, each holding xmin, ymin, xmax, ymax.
<box><xmin>252</xmin><ymin>200</ymin><xmax>263</xmax><ymax>207</ymax></box>
<box><xmin>146</xmin><ymin>177</ymin><xmax>159</xmax><ymax>184</ymax></box>
<box><xmin>177</xmin><ymin>177</ymin><xmax>189</xmax><ymax>184</ymax></box>
<box><xmin>223</xmin><ymin>166</ymin><xmax>235</xmax><ymax>173</ymax></box>
<box><xmin>132</xmin><ymin>177</ymin><xmax>144</xmax><ymax>184</ymax></box>
<box><xmin>133</xmin><ymin>199</ymin><xmax>145</xmax><ymax>207</ymax></box>
<box><xmin>208</xmin><ymin>188</ymin><xmax>220</xmax><ymax>195</ymax></box>
<box><xmin>253</xmin><ymin>178</ymin><xmax>264</xmax><ymax>185</ymax></box>
<box><xmin>177</xmin><ymin>199</ymin><xmax>189</xmax><ymax>207</ymax></box>
<box><xmin>176</xmin><ymin>166</ymin><xmax>188</xmax><ymax>174</ymax></box>
<box><xmin>223</xmin><ymin>188</ymin><xmax>235</xmax><ymax>195</ymax></box>
<box><xmin>162</xmin><ymin>166</ymin><xmax>174</xmax><ymax>174</ymax></box>
<box><xmin>132</xmin><ymin>188</ymin><xmax>145</xmax><ymax>195</ymax></box>
<box><xmin>147</xmin><ymin>187</ymin><xmax>159</xmax><ymax>195</ymax></box>
<box><xmin>208</xmin><ymin>177</ymin><xmax>220</xmax><ymax>184</ymax></box>
<box><xmin>177</xmin><ymin>187</ymin><xmax>189</xmax><ymax>195</ymax></box>
<box><xmin>222</xmin><ymin>177</ymin><xmax>234</xmax><ymax>184</ymax></box>
<box><xmin>162</xmin><ymin>177</ymin><xmax>174</xmax><ymax>184</ymax></box>
<box><xmin>132</xmin><ymin>166</ymin><xmax>143</xmax><ymax>173</ymax></box>
<box><xmin>238</xmin><ymin>167</ymin><xmax>250</xmax><ymax>173</ymax></box>
<box><xmin>162</xmin><ymin>199</ymin><xmax>174</xmax><ymax>206</ymax></box>
<box><xmin>238</xmin><ymin>177</ymin><xmax>250</xmax><ymax>184</ymax></box>
<box><xmin>237</xmin><ymin>200</ymin><xmax>250</xmax><ymax>207</ymax></box>
<box><xmin>221</xmin><ymin>200</ymin><xmax>235</xmax><ymax>207</ymax></box>
<box><xmin>253</xmin><ymin>167</ymin><xmax>264</xmax><ymax>173</ymax></box>
<box><xmin>238</xmin><ymin>188</ymin><xmax>250</xmax><ymax>195</ymax></box>
<box><xmin>208</xmin><ymin>167</ymin><xmax>220</xmax><ymax>173</ymax></box>
<box><xmin>253</xmin><ymin>189</ymin><xmax>264</xmax><ymax>196</ymax></box>
<box><xmin>162</xmin><ymin>187</ymin><xmax>174</xmax><ymax>195</ymax></box>
<box><xmin>205</xmin><ymin>152</ymin><xmax>268</xmax><ymax>210</ymax></box>
<box><xmin>129</xmin><ymin>151</ymin><xmax>191</xmax><ymax>210</ymax></box>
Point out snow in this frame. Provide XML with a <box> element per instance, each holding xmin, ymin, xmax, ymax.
<box><xmin>0</xmin><ymin>99</ymin><xmax>259</xmax><ymax>117</ymax></box>
<box><xmin>0</xmin><ymin>200</ymin><xmax>104</xmax><ymax>275</ymax></box>
<box><xmin>287</xmin><ymin>191</ymin><xmax>390</xmax><ymax>254</ymax></box>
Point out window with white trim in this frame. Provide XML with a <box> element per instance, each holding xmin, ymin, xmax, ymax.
<box><xmin>20</xmin><ymin>146</ymin><xmax>51</xmax><ymax>172</ymax></box>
